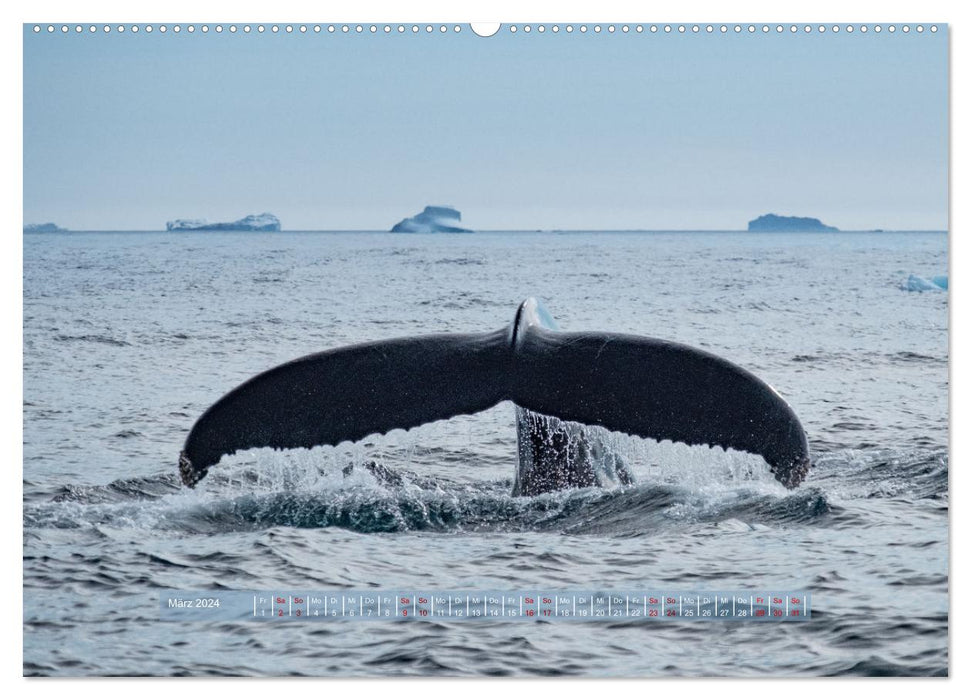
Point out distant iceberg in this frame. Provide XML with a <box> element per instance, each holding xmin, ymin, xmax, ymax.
<box><xmin>748</xmin><ymin>214</ymin><xmax>838</xmax><ymax>232</ymax></box>
<box><xmin>391</xmin><ymin>206</ymin><xmax>473</xmax><ymax>233</ymax></box>
<box><xmin>166</xmin><ymin>213</ymin><xmax>281</xmax><ymax>232</ymax></box>
<box><xmin>903</xmin><ymin>274</ymin><xmax>948</xmax><ymax>292</ymax></box>
<box><xmin>24</xmin><ymin>222</ymin><xmax>66</xmax><ymax>232</ymax></box>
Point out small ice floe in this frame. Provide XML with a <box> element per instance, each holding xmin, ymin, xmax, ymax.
<box><xmin>903</xmin><ymin>274</ymin><xmax>947</xmax><ymax>292</ymax></box>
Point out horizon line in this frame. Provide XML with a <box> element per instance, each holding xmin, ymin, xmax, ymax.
<box><xmin>22</xmin><ymin>228</ymin><xmax>949</xmax><ymax>234</ymax></box>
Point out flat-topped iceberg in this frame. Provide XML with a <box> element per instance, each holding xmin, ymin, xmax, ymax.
<box><xmin>391</xmin><ymin>205</ymin><xmax>472</xmax><ymax>233</ymax></box>
<box><xmin>24</xmin><ymin>222</ymin><xmax>66</xmax><ymax>232</ymax></box>
<box><xmin>166</xmin><ymin>212</ymin><xmax>281</xmax><ymax>232</ymax></box>
<box><xmin>748</xmin><ymin>213</ymin><xmax>838</xmax><ymax>232</ymax></box>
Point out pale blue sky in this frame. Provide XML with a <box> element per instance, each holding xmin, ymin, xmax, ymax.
<box><xmin>23</xmin><ymin>25</ymin><xmax>948</xmax><ymax>230</ymax></box>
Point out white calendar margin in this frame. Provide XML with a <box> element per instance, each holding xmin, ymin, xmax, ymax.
<box><xmin>3</xmin><ymin>0</ymin><xmax>962</xmax><ymax>698</ymax></box>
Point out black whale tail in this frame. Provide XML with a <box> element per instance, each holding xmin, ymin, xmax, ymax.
<box><xmin>180</xmin><ymin>298</ymin><xmax>810</xmax><ymax>489</ymax></box>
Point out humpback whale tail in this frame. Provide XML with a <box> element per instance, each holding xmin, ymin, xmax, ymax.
<box><xmin>180</xmin><ymin>298</ymin><xmax>810</xmax><ymax>491</ymax></box>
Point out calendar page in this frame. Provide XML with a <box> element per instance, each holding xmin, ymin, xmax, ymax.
<box><xmin>22</xmin><ymin>20</ymin><xmax>948</xmax><ymax>677</ymax></box>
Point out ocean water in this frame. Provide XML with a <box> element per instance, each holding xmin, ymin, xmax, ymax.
<box><xmin>23</xmin><ymin>230</ymin><xmax>948</xmax><ymax>676</ymax></box>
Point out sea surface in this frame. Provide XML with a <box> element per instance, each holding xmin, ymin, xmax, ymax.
<box><xmin>23</xmin><ymin>230</ymin><xmax>948</xmax><ymax>676</ymax></box>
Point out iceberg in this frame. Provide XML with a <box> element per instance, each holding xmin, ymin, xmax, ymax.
<box><xmin>390</xmin><ymin>206</ymin><xmax>473</xmax><ymax>233</ymax></box>
<box><xmin>166</xmin><ymin>212</ymin><xmax>281</xmax><ymax>232</ymax></box>
<box><xmin>748</xmin><ymin>214</ymin><xmax>838</xmax><ymax>232</ymax></box>
<box><xmin>903</xmin><ymin>274</ymin><xmax>947</xmax><ymax>292</ymax></box>
<box><xmin>24</xmin><ymin>222</ymin><xmax>66</xmax><ymax>232</ymax></box>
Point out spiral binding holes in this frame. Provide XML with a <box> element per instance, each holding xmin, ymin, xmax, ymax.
<box><xmin>30</xmin><ymin>23</ymin><xmax>942</xmax><ymax>37</ymax></box>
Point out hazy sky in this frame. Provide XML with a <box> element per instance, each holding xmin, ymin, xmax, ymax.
<box><xmin>23</xmin><ymin>25</ymin><xmax>948</xmax><ymax>230</ymax></box>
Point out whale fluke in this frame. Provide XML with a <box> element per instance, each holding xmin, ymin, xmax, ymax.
<box><xmin>179</xmin><ymin>331</ymin><xmax>510</xmax><ymax>486</ymax></box>
<box><xmin>180</xmin><ymin>299</ymin><xmax>810</xmax><ymax>490</ymax></box>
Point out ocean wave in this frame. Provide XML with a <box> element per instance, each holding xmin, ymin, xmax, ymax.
<box><xmin>53</xmin><ymin>333</ymin><xmax>130</xmax><ymax>347</ymax></box>
<box><xmin>28</xmin><ymin>448</ymin><xmax>942</xmax><ymax>535</ymax></box>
